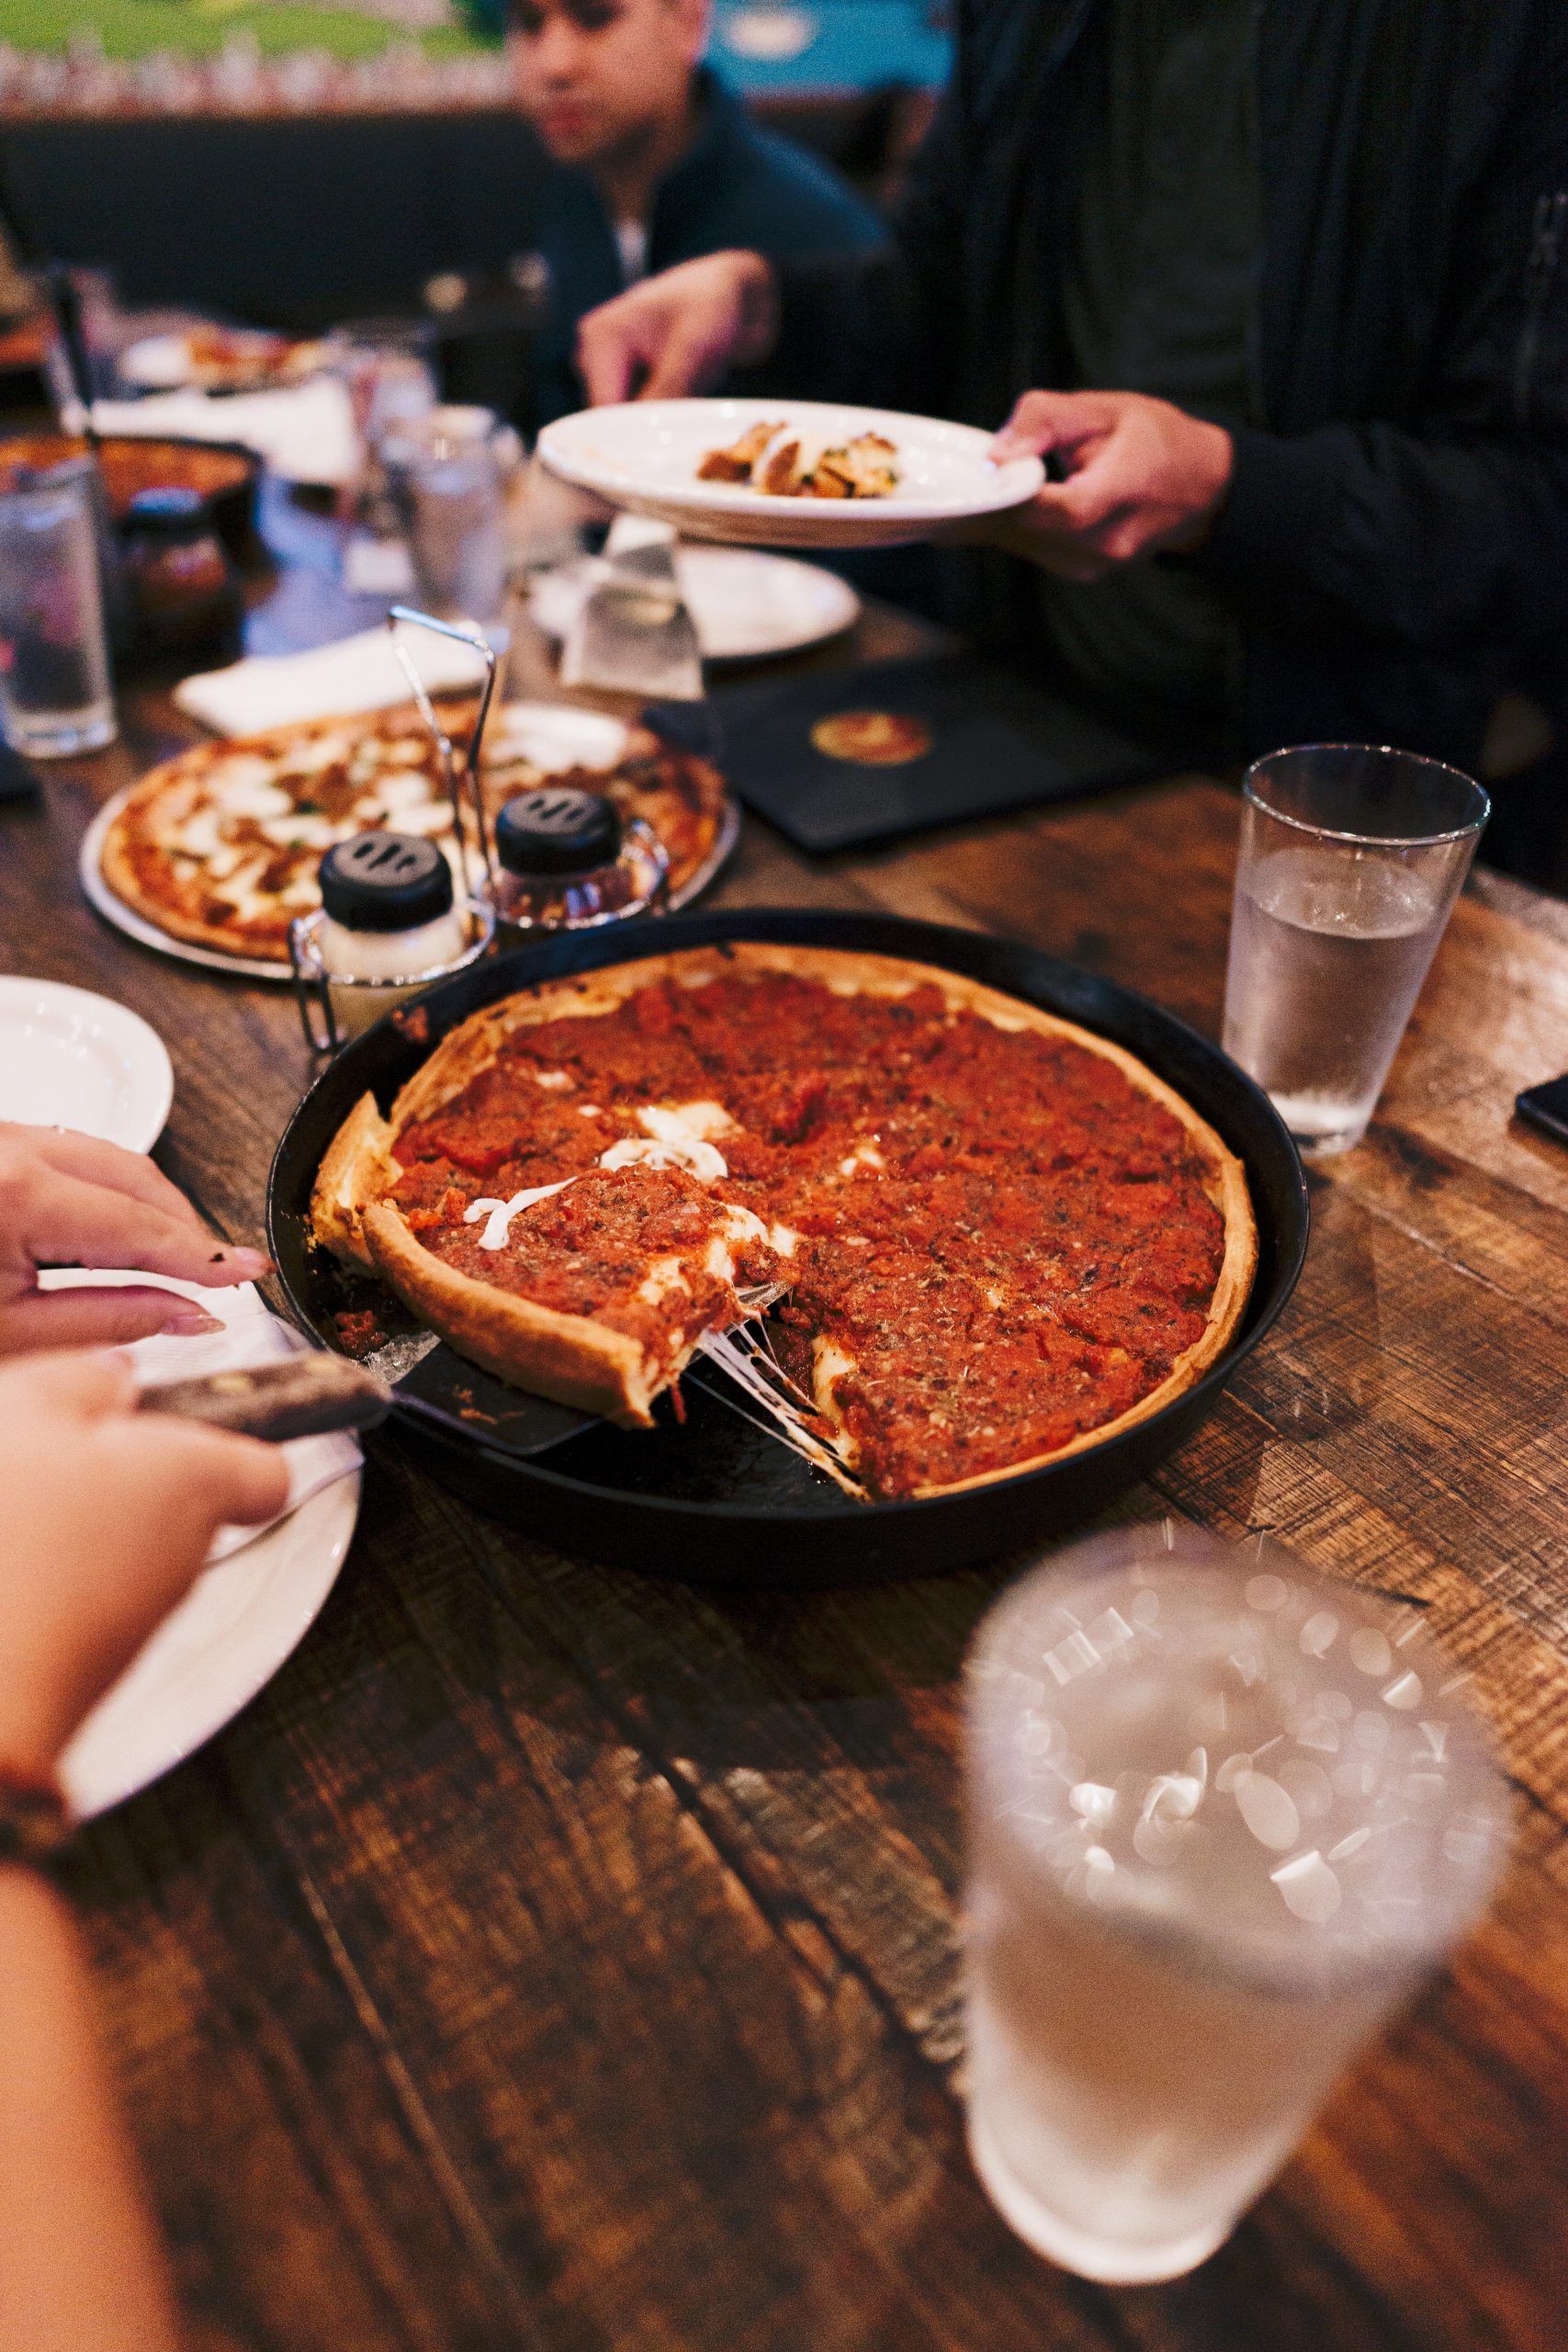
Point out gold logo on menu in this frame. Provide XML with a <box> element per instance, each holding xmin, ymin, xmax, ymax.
<box><xmin>810</xmin><ymin>711</ymin><xmax>933</xmax><ymax>767</ymax></box>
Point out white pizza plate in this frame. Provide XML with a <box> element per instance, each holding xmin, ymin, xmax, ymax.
<box><xmin>78</xmin><ymin>700</ymin><xmax>739</xmax><ymax>982</ymax></box>
<box><xmin>0</xmin><ymin>977</ymin><xmax>174</xmax><ymax>1148</ymax></box>
<box><xmin>536</xmin><ymin>398</ymin><xmax>1044</xmax><ymax>549</ymax></box>
<box><xmin>530</xmin><ymin>544</ymin><xmax>861</xmax><ymax>662</ymax></box>
<box><xmin>55</xmin><ymin>1272</ymin><xmax>362</xmax><ymax>1821</ymax></box>
<box><xmin>119</xmin><ymin>330</ymin><xmax>323</xmax><ymax>393</ymax></box>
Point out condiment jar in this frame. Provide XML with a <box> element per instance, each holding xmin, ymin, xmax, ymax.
<box><xmin>288</xmin><ymin>829</ymin><xmax>493</xmax><ymax>1050</ymax></box>
<box><xmin>119</xmin><ymin>486</ymin><xmax>242</xmax><ymax>657</ymax></box>
<box><xmin>491</xmin><ymin>785</ymin><xmax>668</xmax><ymax>930</ymax></box>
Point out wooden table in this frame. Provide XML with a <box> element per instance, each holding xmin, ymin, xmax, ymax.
<box><xmin>4</xmin><ymin>496</ymin><xmax>1566</xmax><ymax>2352</ymax></box>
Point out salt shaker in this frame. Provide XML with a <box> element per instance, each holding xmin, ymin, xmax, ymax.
<box><xmin>490</xmin><ymin>786</ymin><xmax>668</xmax><ymax>931</ymax></box>
<box><xmin>289</xmin><ymin>830</ymin><xmax>492</xmax><ymax>1050</ymax></box>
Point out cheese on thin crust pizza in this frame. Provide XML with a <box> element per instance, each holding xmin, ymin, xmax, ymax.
<box><xmin>99</xmin><ymin>699</ymin><xmax>729</xmax><ymax>962</ymax></box>
<box><xmin>310</xmin><ymin>944</ymin><xmax>1257</xmax><ymax>1502</ymax></box>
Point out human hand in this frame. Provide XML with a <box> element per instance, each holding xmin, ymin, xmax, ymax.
<box><xmin>0</xmin><ymin>1124</ymin><xmax>270</xmax><ymax>1358</ymax></box>
<box><xmin>575</xmin><ymin>250</ymin><xmax>779</xmax><ymax>405</ymax></box>
<box><xmin>0</xmin><ymin>1351</ymin><xmax>288</xmax><ymax>1778</ymax></box>
<box><xmin>983</xmin><ymin>390</ymin><xmax>1235</xmax><ymax>578</ymax></box>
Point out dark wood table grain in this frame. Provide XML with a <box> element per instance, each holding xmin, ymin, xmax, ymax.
<box><xmin>4</xmin><ymin>488</ymin><xmax>1565</xmax><ymax>2352</ymax></box>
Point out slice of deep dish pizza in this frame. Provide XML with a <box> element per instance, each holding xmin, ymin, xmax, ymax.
<box><xmin>310</xmin><ymin>945</ymin><xmax>1257</xmax><ymax>1501</ymax></box>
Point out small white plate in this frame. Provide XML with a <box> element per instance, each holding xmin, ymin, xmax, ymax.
<box><xmin>54</xmin><ymin>1273</ymin><xmax>363</xmax><ymax>1820</ymax></box>
<box><xmin>80</xmin><ymin>700</ymin><xmax>739</xmax><ymax>980</ymax></box>
<box><xmin>0</xmin><ymin>978</ymin><xmax>173</xmax><ymax>1148</ymax></box>
<box><xmin>531</xmin><ymin>544</ymin><xmax>861</xmax><ymax>662</ymax></box>
<box><xmin>61</xmin><ymin>1474</ymin><xmax>359</xmax><ymax>1818</ymax></box>
<box><xmin>537</xmin><ymin>398</ymin><xmax>1044</xmax><ymax>549</ymax></box>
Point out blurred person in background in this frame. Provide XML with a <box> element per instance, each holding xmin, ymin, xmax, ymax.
<box><xmin>0</xmin><ymin>1125</ymin><xmax>287</xmax><ymax>2351</ymax></box>
<box><xmin>574</xmin><ymin>0</ymin><xmax>1568</xmax><ymax>777</ymax></box>
<box><xmin>510</xmin><ymin>0</ymin><xmax>886</xmax><ymax>430</ymax></box>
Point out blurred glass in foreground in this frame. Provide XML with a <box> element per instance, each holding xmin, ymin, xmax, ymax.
<box><xmin>1223</xmin><ymin>744</ymin><xmax>1488</xmax><ymax>1156</ymax></box>
<box><xmin>964</xmin><ymin>1525</ymin><xmax>1509</xmax><ymax>2283</ymax></box>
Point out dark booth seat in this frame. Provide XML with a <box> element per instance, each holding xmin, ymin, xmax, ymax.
<box><xmin>0</xmin><ymin>94</ymin><xmax>915</xmax><ymax>334</ymax></box>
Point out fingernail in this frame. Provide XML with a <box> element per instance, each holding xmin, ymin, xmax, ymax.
<box><xmin>209</xmin><ymin>1248</ymin><xmax>273</xmax><ymax>1278</ymax></box>
<box><xmin>164</xmin><ymin>1308</ymin><xmax>225</xmax><ymax>1336</ymax></box>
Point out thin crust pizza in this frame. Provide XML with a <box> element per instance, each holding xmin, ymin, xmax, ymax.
<box><xmin>310</xmin><ymin>944</ymin><xmax>1257</xmax><ymax>1503</ymax></box>
<box><xmin>99</xmin><ymin>699</ymin><xmax>730</xmax><ymax>963</ymax></box>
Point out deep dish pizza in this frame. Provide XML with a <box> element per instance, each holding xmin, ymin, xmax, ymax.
<box><xmin>310</xmin><ymin>944</ymin><xmax>1256</xmax><ymax>1501</ymax></box>
<box><xmin>97</xmin><ymin>701</ymin><xmax>730</xmax><ymax>962</ymax></box>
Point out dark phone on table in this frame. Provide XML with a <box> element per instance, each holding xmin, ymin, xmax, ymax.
<box><xmin>1515</xmin><ymin>1073</ymin><xmax>1568</xmax><ymax>1146</ymax></box>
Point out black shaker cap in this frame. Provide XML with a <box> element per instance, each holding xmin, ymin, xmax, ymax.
<box><xmin>318</xmin><ymin>831</ymin><xmax>454</xmax><ymax>931</ymax></box>
<box><xmin>495</xmin><ymin>786</ymin><xmax>620</xmax><ymax>878</ymax></box>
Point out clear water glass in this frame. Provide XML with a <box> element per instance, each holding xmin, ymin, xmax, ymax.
<box><xmin>326</xmin><ymin>316</ymin><xmax>438</xmax><ymax>550</ymax></box>
<box><xmin>964</xmin><ymin>1525</ymin><xmax>1509</xmax><ymax>2284</ymax></box>
<box><xmin>390</xmin><ymin>405</ymin><xmax>513</xmax><ymax>632</ymax></box>
<box><xmin>327</xmin><ymin>316</ymin><xmax>437</xmax><ymax>458</ymax></box>
<box><xmin>0</xmin><ymin>455</ymin><xmax>117</xmax><ymax>758</ymax></box>
<box><xmin>1222</xmin><ymin>744</ymin><xmax>1489</xmax><ymax>1155</ymax></box>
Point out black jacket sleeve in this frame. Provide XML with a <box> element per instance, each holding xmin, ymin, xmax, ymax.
<box><xmin>766</xmin><ymin>82</ymin><xmax>970</xmax><ymax>411</ymax></box>
<box><xmin>1195</xmin><ymin>14</ymin><xmax>1568</xmax><ymax>673</ymax></box>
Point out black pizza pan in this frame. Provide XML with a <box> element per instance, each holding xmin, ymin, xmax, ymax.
<box><xmin>267</xmin><ymin>909</ymin><xmax>1309</xmax><ymax>1584</ymax></box>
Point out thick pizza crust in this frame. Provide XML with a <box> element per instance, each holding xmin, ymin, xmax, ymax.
<box><xmin>361</xmin><ymin>1203</ymin><xmax>660</xmax><ymax>1425</ymax></box>
<box><xmin>311</xmin><ymin>943</ymin><xmax>1258</xmax><ymax>1498</ymax></box>
<box><xmin>311</xmin><ymin>1091</ymin><xmax>400</xmax><ymax>1270</ymax></box>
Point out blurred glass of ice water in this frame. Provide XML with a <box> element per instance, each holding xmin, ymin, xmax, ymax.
<box><xmin>963</xmin><ymin>1526</ymin><xmax>1509</xmax><ymax>2284</ymax></box>
<box><xmin>0</xmin><ymin>455</ymin><xmax>116</xmax><ymax>758</ymax></box>
<box><xmin>392</xmin><ymin>405</ymin><xmax>513</xmax><ymax>634</ymax></box>
<box><xmin>1223</xmin><ymin>745</ymin><xmax>1488</xmax><ymax>1156</ymax></box>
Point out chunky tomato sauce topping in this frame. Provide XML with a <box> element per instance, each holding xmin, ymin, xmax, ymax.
<box><xmin>427</xmin><ymin>1163</ymin><xmax>778</xmax><ymax>1362</ymax></box>
<box><xmin>388</xmin><ymin>970</ymin><xmax>1227</xmax><ymax>1497</ymax></box>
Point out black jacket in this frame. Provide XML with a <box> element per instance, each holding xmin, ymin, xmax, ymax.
<box><xmin>777</xmin><ymin>0</ymin><xmax>1568</xmax><ymax>767</ymax></box>
<box><xmin>528</xmin><ymin>72</ymin><xmax>885</xmax><ymax>434</ymax></box>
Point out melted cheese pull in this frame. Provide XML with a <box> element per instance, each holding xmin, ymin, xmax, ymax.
<box><xmin>465</xmin><ymin>1180</ymin><xmax>576</xmax><ymax>1250</ymax></box>
<box><xmin>813</xmin><ymin>1338</ymin><xmax>856</xmax><ymax>1403</ymax></box>
<box><xmin>702</xmin><ymin>1203</ymin><xmax>771</xmax><ymax>1285</ymax></box>
<box><xmin>637</xmin><ymin>1255</ymin><xmax>693</xmax><ymax>1306</ymax></box>
<box><xmin>599</xmin><ymin>1100</ymin><xmax>733</xmax><ymax>1183</ymax></box>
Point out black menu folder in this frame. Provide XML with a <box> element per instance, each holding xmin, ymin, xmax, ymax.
<box><xmin>683</xmin><ymin>652</ymin><xmax>1158</xmax><ymax>854</ymax></box>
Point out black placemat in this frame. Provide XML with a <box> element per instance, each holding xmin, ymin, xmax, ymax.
<box><xmin>683</xmin><ymin>652</ymin><xmax>1158</xmax><ymax>854</ymax></box>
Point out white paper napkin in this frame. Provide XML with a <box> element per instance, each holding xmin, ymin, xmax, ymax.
<box><xmin>92</xmin><ymin>379</ymin><xmax>360</xmax><ymax>488</ymax></box>
<box><xmin>37</xmin><ymin>1270</ymin><xmax>361</xmax><ymax>1564</ymax></box>
<box><xmin>172</xmin><ymin>619</ymin><xmax>496</xmax><ymax>736</ymax></box>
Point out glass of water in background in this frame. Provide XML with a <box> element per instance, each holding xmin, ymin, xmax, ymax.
<box><xmin>328</xmin><ymin>317</ymin><xmax>437</xmax><ymax>472</ymax></box>
<box><xmin>326</xmin><ymin>316</ymin><xmax>438</xmax><ymax>559</ymax></box>
<box><xmin>964</xmin><ymin>1525</ymin><xmax>1509</xmax><ymax>2285</ymax></box>
<box><xmin>0</xmin><ymin>454</ymin><xmax>117</xmax><ymax>758</ymax></box>
<box><xmin>1223</xmin><ymin>744</ymin><xmax>1489</xmax><ymax>1155</ymax></box>
<box><xmin>390</xmin><ymin>406</ymin><xmax>515</xmax><ymax>635</ymax></box>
